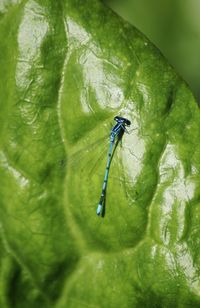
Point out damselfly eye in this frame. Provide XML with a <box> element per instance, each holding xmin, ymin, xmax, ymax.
<box><xmin>114</xmin><ymin>116</ymin><xmax>131</xmax><ymax>126</ymax></box>
<box><xmin>125</xmin><ymin>119</ymin><xmax>131</xmax><ymax>126</ymax></box>
<box><xmin>114</xmin><ymin>116</ymin><xmax>120</xmax><ymax>122</ymax></box>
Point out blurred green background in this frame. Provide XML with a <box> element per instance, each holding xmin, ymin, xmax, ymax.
<box><xmin>104</xmin><ymin>0</ymin><xmax>200</xmax><ymax>104</ymax></box>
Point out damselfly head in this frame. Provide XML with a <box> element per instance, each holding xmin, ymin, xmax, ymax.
<box><xmin>114</xmin><ymin>116</ymin><xmax>131</xmax><ymax>126</ymax></box>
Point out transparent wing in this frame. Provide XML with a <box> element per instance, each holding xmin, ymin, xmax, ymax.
<box><xmin>67</xmin><ymin>133</ymin><xmax>110</xmax><ymax>168</ymax></box>
<box><xmin>67</xmin><ymin>131</ymin><xmax>133</xmax><ymax>186</ymax></box>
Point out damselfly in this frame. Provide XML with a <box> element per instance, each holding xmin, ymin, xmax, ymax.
<box><xmin>96</xmin><ymin>116</ymin><xmax>131</xmax><ymax>217</ymax></box>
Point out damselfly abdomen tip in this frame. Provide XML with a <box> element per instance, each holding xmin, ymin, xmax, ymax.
<box><xmin>96</xmin><ymin>204</ymin><xmax>103</xmax><ymax>216</ymax></box>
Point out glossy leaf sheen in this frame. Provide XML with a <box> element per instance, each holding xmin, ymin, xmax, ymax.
<box><xmin>0</xmin><ymin>0</ymin><xmax>200</xmax><ymax>307</ymax></box>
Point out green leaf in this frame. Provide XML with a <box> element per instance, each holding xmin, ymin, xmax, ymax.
<box><xmin>0</xmin><ymin>0</ymin><xmax>200</xmax><ymax>307</ymax></box>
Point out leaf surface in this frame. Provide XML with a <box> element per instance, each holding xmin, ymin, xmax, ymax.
<box><xmin>0</xmin><ymin>0</ymin><xmax>200</xmax><ymax>307</ymax></box>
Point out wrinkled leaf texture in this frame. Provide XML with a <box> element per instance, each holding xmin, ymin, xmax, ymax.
<box><xmin>0</xmin><ymin>0</ymin><xmax>200</xmax><ymax>307</ymax></box>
